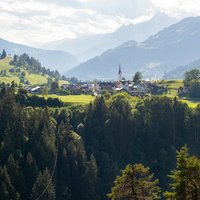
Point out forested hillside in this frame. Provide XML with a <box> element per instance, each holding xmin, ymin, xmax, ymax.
<box><xmin>0</xmin><ymin>38</ymin><xmax>78</xmax><ymax>72</ymax></box>
<box><xmin>1</xmin><ymin>84</ymin><xmax>200</xmax><ymax>199</ymax></box>
<box><xmin>0</xmin><ymin>53</ymin><xmax>68</xmax><ymax>85</ymax></box>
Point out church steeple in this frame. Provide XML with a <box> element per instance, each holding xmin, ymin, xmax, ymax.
<box><xmin>118</xmin><ymin>64</ymin><xmax>122</xmax><ymax>81</ymax></box>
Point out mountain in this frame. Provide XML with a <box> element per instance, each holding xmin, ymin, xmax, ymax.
<box><xmin>0</xmin><ymin>56</ymin><xmax>69</xmax><ymax>86</ymax></box>
<box><xmin>167</xmin><ymin>59</ymin><xmax>200</xmax><ymax>79</ymax></box>
<box><xmin>65</xmin><ymin>16</ymin><xmax>200</xmax><ymax>81</ymax></box>
<box><xmin>43</xmin><ymin>12</ymin><xmax>176</xmax><ymax>62</ymax></box>
<box><xmin>0</xmin><ymin>38</ymin><xmax>78</xmax><ymax>72</ymax></box>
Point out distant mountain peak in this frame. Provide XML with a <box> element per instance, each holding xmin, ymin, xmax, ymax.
<box><xmin>42</xmin><ymin>12</ymin><xmax>176</xmax><ymax>62</ymax></box>
<box><xmin>65</xmin><ymin>16</ymin><xmax>200</xmax><ymax>81</ymax></box>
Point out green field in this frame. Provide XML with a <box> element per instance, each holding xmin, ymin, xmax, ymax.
<box><xmin>165</xmin><ymin>80</ymin><xmax>200</xmax><ymax>108</ymax></box>
<box><xmin>155</xmin><ymin>80</ymin><xmax>200</xmax><ymax>108</ymax></box>
<box><xmin>163</xmin><ymin>80</ymin><xmax>184</xmax><ymax>88</ymax></box>
<box><xmin>0</xmin><ymin>57</ymin><xmax>48</xmax><ymax>85</ymax></box>
<box><xmin>0</xmin><ymin>57</ymin><xmax>12</xmax><ymax>70</ymax></box>
<box><xmin>163</xmin><ymin>80</ymin><xmax>184</xmax><ymax>97</ymax></box>
<box><xmin>0</xmin><ymin>76</ymin><xmax>20</xmax><ymax>84</ymax></box>
<box><xmin>26</xmin><ymin>74</ymin><xmax>47</xmax><ymax>85</ymax></box>
<box><xmin>47</xmin><ymin>94</ymin><xmax>95</xmax><ymax>104</ymax></box>
<box><xmin>180</xmin><ymin>99</ymin><xmax>199</xmax><ymax>108</ymax></box>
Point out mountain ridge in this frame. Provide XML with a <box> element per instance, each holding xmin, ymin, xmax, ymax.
<box><xmin>0</xmin><ymin>38</ymin><xmax>78</xmax><ymax>73</ymax></box>
<box><xmin>42</xmin><ymin>12</ymin><xmax>176</xmax><ymax>62</ymax></box>
<box><xmin>65</xmin><ymin>16</ymin><xmax>200</xmax><ymax>81</ymax></box>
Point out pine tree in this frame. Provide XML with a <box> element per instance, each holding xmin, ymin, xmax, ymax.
<box><xmin>108</xmin><ymin>163</ymin><xmax>161</xmax><ymax>200</ymax></box>
<box><xmin>31</xmin><ymin>168</ymin><xmax>56</xmax><ymax>200</ymax></box>
<box><xmin>0</xmin><ymin>166</ymin><xmax>20</xmax><ymax>200</ymax></box>
<box><xmin>6</xmin><ymin>154</ymin><xmax>26</xmax><ymax>199</ymax></box>
<box><xmin>1</xmin><ymin>49</ymin><xmax>7</xmax><ymax>59</ymax></box>
<box><xmin>164</xmin><ymin>146</ymin><xmax>200</xmax><ymax>200</ymax></box>
<box><xmin>24</xmin><ymin>153</ymin><xmax>38</xmax><ymax>195</ymax></box>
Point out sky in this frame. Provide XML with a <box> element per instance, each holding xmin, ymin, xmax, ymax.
<box><xmin>0</xmin><ymin>0</ymin><xmax>200</xmax><ymax>46</ymax></box>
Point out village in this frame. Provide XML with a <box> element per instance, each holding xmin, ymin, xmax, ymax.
<box><xmin>28</xmin><ymin>65</ymin><xmax>168</xmax><ymax>96</ymax></box>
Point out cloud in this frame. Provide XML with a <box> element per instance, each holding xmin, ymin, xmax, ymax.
<box><xmin>0</xmin><ymin>0</ymin><xmax>154</xmax><ymax>45</ymax></box>
<box><xmin>151</xmin><ymin>0</ymin><xmax>200</xmax><ymax>18</ymax></box>
<box><xmin>0</xmin><ymin>0</ymin><xmax>199</xmax><ymax>46</ymax></box>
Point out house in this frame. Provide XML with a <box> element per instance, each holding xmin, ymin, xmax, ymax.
<box><xmin>94</xmin><ymin>83</ymin><xmax>101</xmax><ymax>93</ymax></box>
<box><xmin>100</xmin><ymin>82</ymin><xmax>115</xmax><ymax>91</ymax></box>
<box><xmin>29</xmin><ymin>86</ymin><xmax>41</xmax><ymax>94</ymax></box>
<box><xmin>61</xmin><ymin>84</ymin><xmax>69</xmax><ymax>90</ymax></box>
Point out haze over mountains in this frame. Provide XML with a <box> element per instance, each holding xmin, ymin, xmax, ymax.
<box><xmin>1</xmin><ymin>13</ymin><xmax>200</xmax><ymax>81</ymax></box>
<box><xmin>0</xmin><ymin>38</ymin><xmax>78</xmax><ymax>72</ymax></box>
<box><xmin>43</xmin><ymin>12</ymin><xmax>176</xmax><ymax>62</ymax></box>
<box><xmin>168</xmin><ymin>59</ymin><xmax>200</xmax><ymax>79</ymax></box>
<box><xmin>66</xmin><ymin>16</ymin><xmax>200</xmax><ymax>81</ymax></box>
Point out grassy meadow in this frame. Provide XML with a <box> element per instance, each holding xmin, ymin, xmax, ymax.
<box><xmin>44</xmin><ymin>94</ymin><xmax>95</xmax><ymax>104</ymax></box>
<box><xmin>0</xmin><ymin>57</ymin><xmax>48</xmax><ymax>85</ymax></box>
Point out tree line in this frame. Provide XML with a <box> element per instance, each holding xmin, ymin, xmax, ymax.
<box><xmin>1</xmin><ymin>86</ymin><xmax>200</xmax><ymax>199</ymax></box>
<box><xmin>109</xmin><ymin>145</ymin><xmax>200</xmax><ymax>199</ymax></box>
<box><xmin>183</xmin><ymin>69</ymin><xmax>200</xmax><ymax>98</ymax></box>
<box><xmin>10</xmin><ymin>53</ymin><xmax>66</xmax><ymax>81</ymax></box>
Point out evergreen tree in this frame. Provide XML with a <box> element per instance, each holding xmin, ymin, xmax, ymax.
<box><xmin>0</xmin><ymin>166</ymin><xmax>20</xmax><ymax>200</ymax></box>
<box><xmin>164</xmin><ymin>146</ymin><xmax>200</xmax><ymax>200</ymax></box>
<box><xmin>31</xmin><ymin>168</ymin><xmax>56</xmax><ymax>200</ymax></box>
<box><xmin>133</xmin><ymin>72</ymin><xmax>142</xmax><ymax>84</ymax></box>
<box><xmin>108</xmin><ymin>163</ymin><xmax>161</xmax><ymax>200</ymax></box>
<box><xmin>1</xmin><ymin>49</ymin><xmax>7</xmax><ymax>59</ymax></box>
<box><xmin>24</xmin><ymin>153</ymin><xmax>38</xmax><ymax>195</ymax></box>
<box><xmin>6</xmin><ymin>154</ymin><xmax>26</xmax><ymax>199</ymax></box>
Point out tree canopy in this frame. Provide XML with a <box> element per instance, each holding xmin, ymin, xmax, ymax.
<box><xmin>133</xmin><ymin>71</ymin><xmax>142</xmax><ymax>84</ymax></box>
<box><xmin>164</xmin><ymin>146</ymin><xmax>200</xmax><ymax>200</ymax></box>
<box><xmin>108</xmin><ymin>163</ymin><xmax>161</xmax><ymax>200</ymax></box>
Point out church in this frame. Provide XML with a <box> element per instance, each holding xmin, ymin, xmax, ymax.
<box><xmin>115</xmin><ymin>65</ymin><xmax>131</xmax><ymax>91</ymax></box>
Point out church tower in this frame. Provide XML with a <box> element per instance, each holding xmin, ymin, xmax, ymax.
<box><xmin>118</xmin><ymin>64</ymin><xmax>122</xmax><ymax>81</ymax></box>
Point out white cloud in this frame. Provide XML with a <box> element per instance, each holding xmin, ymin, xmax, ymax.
<box><xmin>151</xmin><ymin>0</ymin><xmax>200</xmax><ymax>18</ymax></box>
<box><xmin>0</xmin><ymin>0</ymin><xmax>154</xmax><ymax>45</ymax></box>
<box><xmin>0</xmin><ymin>0</ymin><xmax>199</xmax><ymax>46</ymax></box>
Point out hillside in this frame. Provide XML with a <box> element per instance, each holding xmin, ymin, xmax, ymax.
<box><xmin>0</xmin><ymin>38</ymin><xmax>78</xmax><ymax>72</ymax></box>
<box><xmin>65</xmin><ymin>16</ymin><xmax>200</xmax><ymax>81</ymax></box>
<box><xmin>43</xmin><ymin>13</ymin><xmax>176</xmax><ymax>62</ymax></box>
<box><xmin>0</xmin><ymin>57</ymin><xmax>68</xmax><ymax>86</ymax></box>
<box><xmin>167</xmin><ymin>58</ymin><xmax>200</xmax><ymax>79</ymax></box>
<box><xmin>0</xmin><ymin>57</ymin><xmax>46</xmax><ymax>85</ymax></box>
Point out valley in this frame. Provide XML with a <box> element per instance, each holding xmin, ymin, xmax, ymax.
<box><xmin>1</xmin><ymin>5</ymin><xmax>200</xmax><ymax>199</ymax></box>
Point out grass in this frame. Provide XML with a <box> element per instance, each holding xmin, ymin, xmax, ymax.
<box><xmin>46</xmin><ymin>94</ymin><xmax>95</xmax><ymax>104</ymax></box>
<box><xmin>0</xmin><ymin>57</ymin><xmax>47</xmax><ymax>85</ymax></box>
<box><xmin>26</xmin><ymin>74</ymin><xmax>48</xmax><ymax>85</ymax></box>
<box><xmin>0</xmin><ymin>57</ymin><xmax>12</xmax><ymax>70</ymax></box>
<box><xmin>163</xmin><ymin>80</ymin><xmax>184</xmax><ymax>89</ymax></box>
<box><xmin>156</xmin><ymin>80</ymin><xmax>200</xmax><ymax>108</ymax></box>
<box><xmin>0</xmin><ymin>76</ymin><xmax>20</xmax><ymax>84</ymax></box>
<box><xmin>163</xmin><ymin>80</ymin><xmax>184</xmax><ymax>97</ymax></box>
<box><xmin>59</xmin><ymin>80</ymin><xmax>69</xmax><ymax>86</ymax></box>
<box><xmin>180</xmin><ymin>99</ymin><xmax>199</xmax><ymax>108</ymax></box>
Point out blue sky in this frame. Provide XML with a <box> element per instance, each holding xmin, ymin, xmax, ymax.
<box><xmin>0</xmin><ymin>0</ymin><xmax>200</xmax><ymax>45</ymax></box>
